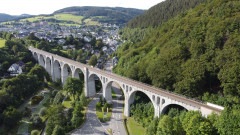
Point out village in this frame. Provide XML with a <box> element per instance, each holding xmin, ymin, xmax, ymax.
<box><xmin>0</xmin><ymin>21</ymin><xmax>122</xmax><ymax>77</ymax></box>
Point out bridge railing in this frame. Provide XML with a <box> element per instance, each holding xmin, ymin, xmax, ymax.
<box><xmin>105</xmin><ymin>70</ymin><xmax>205</xmax><ymax>105</ymax></box>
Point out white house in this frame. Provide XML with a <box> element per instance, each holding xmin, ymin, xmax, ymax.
<box><xmin>58</xmin><ymin>39</ymin><xmax>66</xmax><ymax>45</ymax></box>
<box><xmin>102</xmin><ymin>46</ymin><xmax>108</xmax><ymax>52</ymax></box>
<box><xmin>84</xmin><ymin>36</ymin><xmax>92</xmax><ymax>43</ymax></box>
<box><xmin>7</xmin><ymin>63</ymin><xmax>23</xmax><ymax>76</ymax></box>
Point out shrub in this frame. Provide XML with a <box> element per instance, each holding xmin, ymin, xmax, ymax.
<box><xmin>31</xmin><ymin>96</ymin><xmax>44</xmax><ymax>105</ymax></box>
<box><xmin>39</xmin><ymin>107</ymin><xmax>47</xmax><ymax>117</ymax></box>
<box><xmin>50</xmin><ymin>90</ymin><xmax>58</xmax><ymax>98</ymax></box>
<box><xmin>53</xmin><ymin>92</ymin><xmax>64</xmax><ymax>104</ymax></box>
<box><xmin>30</xmin><ymin>114</ymin><xmax>43</xmax><ymax>128</ymax></box>
<box><xmin>104</xmin><ymin>103</ymin><xmax>108</xmax><ymax>112</ymax></box>
<box><xmin>31</xmin><ymin>130</ymin><xmax>40</xmax><ymax>135</ymax></box>
<box><xmin>96</xmin><ymin>102</ymin><xmax>101</xmax><ymax>110</ymax></box>
<box><xmin>52</xmin><ymin>125</ymin><xmax>65</xmax><ymax>135</ymax></box>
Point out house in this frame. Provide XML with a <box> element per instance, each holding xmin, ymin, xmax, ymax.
<box><xmin>63</xmin><ymin>46</ymin><xmax>68</xmax><ymax>50</ymax></box>
<box><xmin>58</xmin><ymin>39</ymin><xmax>66</xmax><ymax>45</ymax></box>
<box><xmin>84</xmin><ymin>36</ymin><xmax>92</xmax><ymax>43</ymax></box>
<box><xmin>112</xmin><ymin>57</ymin><xmax>118</xmax><ymax>67</ymax></box>
<box><xmin>102</xmin><ymin>46</ymin><xmax>108</xmax><ymax>52</ymax></box>
<box><xmin>62</xmin><ymin>45</ymin><xmax>75</xmax><ymax>50</ymax></box>
<box><xmin>7</xmin><ymin>61</ymin><xmax>25</xmax><ymax>76</ymax></box>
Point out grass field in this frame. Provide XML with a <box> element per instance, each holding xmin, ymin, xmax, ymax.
<box><xmin>0</xmin><ymin>39</ymin><xmax>6</xmax><ymax>48</ymax></box>
<box><xmin>96</xmin><ymin>104</ymin><xmax>112</xmax><ymax>123</ymax></box>
<box><xmin>17</xmin><ymin>117</ymin><xmax>30</xmax><ymax>134</ymax></box>
<box><xmin>84</xmin><ymin>18</ymin><xmax>100</xmax><ymax>26</ymax></box>
<box><xmin>62</xmin><ymin>93</ymin><xmax>75</xmax><ymax>108</ymax></box>
<box><xmin>20</xmin><ymin>14</ymin><xmax>84</xmax><ymax>24</ymax></box>
<box><xmin>127</xmin><ymin>117</ymin><xmax>145</xmax><ymax>135</ymax></box>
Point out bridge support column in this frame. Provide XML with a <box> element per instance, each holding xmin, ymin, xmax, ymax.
<box><xmin>154</xmin><ymin>104</ymin><xmax>160</xmax><ymax>118</ymax></box>
<box><xmin>50</xmin><ymin>56</ymin><xmax>54</xmax><ymax>79</ymax></box>
<box><xmin>124</xmin><ymin>93</ymin><xmax>135</xmax><ymax>117</ymax></box>
<box><xmin>124</xmin><ymin>100</ymin><xmax>130</xmax><ymax>117</ymax></box>
<box><xmin>61</xmin><ymin>66</ymin><xmax>67</xmax><ymax>86</ymax></box>
<box><xmin>84</xmin><ymin>67</ymin><xmax>90</xmax><ymax>97</ymax></box>
<box><xmin>103</xmin><ymin>83</ymin><xmax>113</xmax><ymax>104</ymax></box>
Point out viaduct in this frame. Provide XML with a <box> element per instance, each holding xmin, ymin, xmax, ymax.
<box><xmin>29</xmin><ymin>46</ymin><xmax>223</xmax><ymax>117</ymax></box>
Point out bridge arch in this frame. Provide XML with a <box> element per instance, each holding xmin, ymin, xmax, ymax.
<box><xmin>73</xmin><ymin>68</ymin><xmax>84</xmax><ymax>80</ymax></box>
<box><xmin>39</xmin><ymin>54</ymin><xmax>45</xmax><ymax>67</ymax></box>
<box><xmin>33</xmin><ymin>52</ymin><xmax>38</xmax><ymax>61</ymax></box>
<box><xmin>87</xmin><ymin>73</ymin><xmax>103</xmax><ymax>97</ymax></box>
<box><xmin>103</xmin><ymin>81</ymin><xmax>125</xmax><ymax>103</ymax></box>
<box><xmin>53</xmin><ymin>60</ymin><xmax>61</xmax><ymax>82</ymax></box>
<box><xmin>126</xmin><ymin>89</ymin><xmax>156</xmax><ymax>117</ymax></box>
<box><xmin>62</xmin><ymin>63</ymin><xmax>72</xmax><ymax>85</ymax></box>
<box><xmin>161</xmin><ymin>102</ymin><xmax>189</xmax><ymax>115</ymax></box>
<box><xmin>45</xmin><ymin>57</ymin><xmax>51</xmax><ymax>75</ymax></box>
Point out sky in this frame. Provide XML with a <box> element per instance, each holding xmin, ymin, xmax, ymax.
<box><xmin>0</xmin><ymin>0</ymin><xmax>165</xmax><ymax>15</ymax></box>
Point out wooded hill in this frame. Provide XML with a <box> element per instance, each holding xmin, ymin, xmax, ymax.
<box><xmin>115</xmin><ymin>0</ymin><xmax>240</xmax><ymax>105</ymax></box>
<box><xmin>126</xmin><ymin>0</ymin><xmax>205</xmax><ymax>28</ymax></box>
<box><xmin>53</xmin><ymin>6</ymin><xmax>145</xmax><ymax>24</ymax></box>
<box><xmin>0</xmin><ymin>13</ymin><xmax>32</xmax><ymax>22</ymax></box>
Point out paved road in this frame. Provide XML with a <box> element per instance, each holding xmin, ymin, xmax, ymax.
<box><xmin>104</xmin><ymin>58</ymin><xmax>112</xmax><ymax>73</ymax></box>
<box><xmin>71</xmin><ymin>83</ymin><xmax>126</xmax><ymax>135</ymax></box>
<box><xmin>109</xmin><ymin>83</ymin><xmax>127</xmax><ymax>135</ymax></box>
<box><xmin>71</xmin><ymin>92</ymin><xmax>108</xmax><ymax>135</ymax></box>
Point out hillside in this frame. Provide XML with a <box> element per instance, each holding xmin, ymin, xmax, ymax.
<box><xmin>0</xmin><ymin>13</ymin><xmax>16</xmax><ymax>22</ymax></box>
<box><xmin>126</xmin><ymin>0</ymin><xmax>205</xmax><ymax>28</ymax></box>
<box><xmin>53</xmin><ymin>6</ymin><xmax>145</xmax><ymax>24</ymax></box>
<box><xmin>11</xmin><ymin>7</ymin><xmax>144</xmax><ymax>25</ymax></box>
<box><xmin>0</xmin><ymin>13</ymin><xmax>32</xmax><ymax>22</ymax></box>
<box><xmin>115</xmin><ymin>0</ymin><xmax>240</xmax><ymax>105</ymax></box>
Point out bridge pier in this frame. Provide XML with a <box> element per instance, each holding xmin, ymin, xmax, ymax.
<box><xmin>124</xmin><ymin>100</ymin><xmax>130</xmax><ymax>117</ymax></box>
<box><xmin>102</xmin><ymin>82</ymin><xmax>113</xmax><ymax>103</ymax></box>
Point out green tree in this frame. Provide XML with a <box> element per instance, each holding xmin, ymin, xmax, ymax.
<box><xmin>64</xmin><ymin>77</ymin><xmax>83</xmax><ymax>100</ymax></box>
<box><xmin>52</xmin><ymin>125</ymin><xmax>65</xmax><ymax>135</ymax></box>
<box><xmin>88</xmin><ymin>55</ymin><xmax>97</xmax><ymax>66</ymax></box>
<box><xmin>145</xmin><ymin>118</ymin><xmax>158</xmax><ymax>135</ymax></box>
<box><xmin>157</xmin><ymin>115</ymin><xmax>174</xmax><ymax>135</ymax></box>
<box><xmin>0</xmin><ymin>61</ymin><xmax>10</xmax><ymax>73</ymax></box>
<box><xmin>2</xmin><ymin>106</ymin><xmax>22</xmax><ymax>128</ymax></box>
<box><xmin>71</xmin><ymin>101</ymin><xmax>84</xmax><ymax>128</ymax></box>
<box><xmin>28</xmin><ymin>64</ymin><xmax>50</xmax><ymax>82</ymax></box>
<box><xmin>45</xmin><ymin>105</ymin><xmax>65</xmax><ymax>135</ymax></box>
<box><xmin>31</xmin><ymin>130</ymin><xmax>40</xmax><ymax>135</ymax></box>
<box><xmin>53</xmin><ymin>92</ymin><xmax>64</xmax><ymax>104</ymax></box>
<box><xmin>12</xmin><ymin>45</ymin><xmax>18</xmax><ymax>54</ymax></box>
<box><xmin>215</xmin><ymin>106</ymin><xmax>240</xmax><ymax>135</ymax></box>
<box><xmin>30</xmin><ymin>114</ymin><xmax>43</xmax><ymax>128</ymax></box>
<box><xmin>80</xmin><ymin>92</ymin><xmax>87</xmax><ymax>106</ymax></box>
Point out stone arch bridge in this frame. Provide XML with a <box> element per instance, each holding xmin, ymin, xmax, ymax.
<box><xmin>29</xmin><ymin>46</ymin><xmax>223</xmax><ymax>117</ymax></box>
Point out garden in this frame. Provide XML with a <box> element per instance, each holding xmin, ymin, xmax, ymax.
<box><xmin>96</xmin><ymin>97</ymin><xmax>112</xmax><ymax>122</ymax></box>
<box><xmin>17</xmin><ymin>90</ymin><xmax>50</xmax><ymax>134</ymax></box>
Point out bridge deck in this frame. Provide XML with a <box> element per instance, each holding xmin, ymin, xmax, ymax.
<box><xmin>29</xmin><ymin>46</ymin><xmax>222</xmax><ymax>113</ymax></box>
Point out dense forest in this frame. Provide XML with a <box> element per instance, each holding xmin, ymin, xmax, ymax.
<box><xmin>119</xmin><ymin>0</ymin><xmax>240</xmax><ymax>134</ymax></box>
<box><xmin>53</xmin><ymin>6</ymin><xmax>145</xmax><ymax>24</ymax></box>
<box><xmin>0</xmin><ymin>34</ymin><xmax>51</xmax><ymax>132</ymax></box>
<box><xmin>115</xmin><ymin>0</ymin><xmax>240</xmax><ymax>106</ymax></box>
<box><xmin>126</xmin><ymin>0</ymin><xmax>205</xmax><ymax>28</ymax></box>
